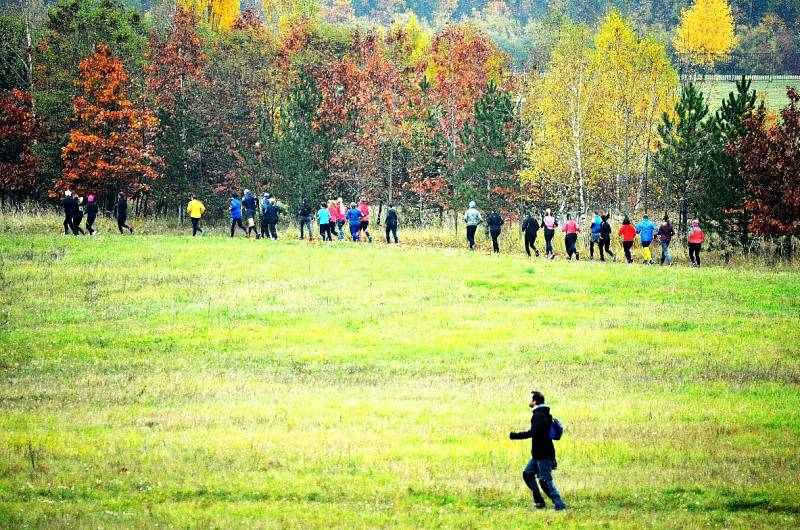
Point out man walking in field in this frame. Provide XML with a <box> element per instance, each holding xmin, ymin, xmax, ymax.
<box><xmin>186</xmin><ymin>194</ymin><xmax>206</xmax><ymax>236</ymax></box>
<box><xmin>510</xmin><ymin>390</ymin><xmax>567</xmax><ymax>512</ymax></box>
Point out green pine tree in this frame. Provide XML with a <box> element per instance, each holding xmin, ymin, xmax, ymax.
<box><xmin>654</xmin><ymin>82</ymin><xmax>712</xmax><ymax>235</ymax></box>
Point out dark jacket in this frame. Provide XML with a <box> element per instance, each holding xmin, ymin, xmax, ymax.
<box><xmin>265</xmin><ymin>204</ymin><xmax>280</xmax><ymax>223</ymax></box>
<box><xmin>487</xmin><ymin>213</ymin><xmax>504</xmax><ymax>231</ymax></box>
<box><xmin>242</xmin><ymin>194</ymin><xmax>257</xmax><ymax>214</ymax></box>
<box><xmin>600</xmin><ymin>221</ymin><xmax>612</xmax><ymax>241</ymax></box>
<box><xmin>657</xmin><ymin>223</ymin><xmax>675</xmax><ymax>243</ymax></box>
<box><xmin>521</xmin><ymin>216</ymin><xmax>540</xmax><ymax>236</ymax></box>
<box><xmin>298</xmin><ymin>201</ymin><xmax>311</xmax><ymax>218</ymax></box>
<box><xmin>510</xmin><ymin>405</ymin><xmax>555</xmax><ymax>460</ymax></box>
<box><xmin>73</xmin><ymin>203</ymin><xmax>84</xmax><ymax>221</ymax></box>
<box><xmin>117</xmin><ymin>196</ymin><xmax>128</xmax><ymax>218</ymax></box>
<box><xmin>63</xmin><ymin>196</ymin><xmax>78</xmax><ymax>216</ymax></box>
<box><xmin>85</xmin><ymin>201</ymin><xmax>98</xmax><ymax>219</ymax></box>
<box><xmin>385</xmin><ymin>208</ymin><xmax>398</xmax><ymax>227</ymax></box>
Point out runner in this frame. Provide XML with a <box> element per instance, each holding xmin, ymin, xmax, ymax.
<box><xmin>464</xmin><ymin>201</ymin><xmax>483</xmax><ymax>251</ymax></box>
<box><xmin>242</xmin><ymin>189</ymin><xmax>259</xmax><ymax>238</ymax></box>
<box><xmin>385</xmin><ymin>204</ymin><xmax>399</xmax><ymax>244</ymax></box>
<box><xmin>186</xmin><ymin>194</ymin><xmax>206</xmax><ymax>237</ymax></box>
<box><xmin>521</xmin><ymin>210</ymin><xmax>540</xmax><ymax>257</ymax></box>
<box><xmin>599</xmin><ymin>214</ymin><xmax>615</xmax><ymax>262</ymax></box>
<box><xmin>346</xmin><ymin>202</ymin><xmax>363</xmax><ymax>242</ymax></box>
<box><xmin>117</xmin><ymin>192</ymin><xmax>134</xmax><ymax>234</ymax></box>
<box><xmin>62</xmin><ymin>191</ymin><xmax>77</xmax><ymax>235</ymax></box>
<box><xmin>618</xmin><ymin>217</ymin><xmax>636</xmax><ymax>264</ymax></box>
<box><xmin>688</xmin><ymin>219</ymin><xmax>705</xmax><ymax>267</ymax></box>
<box><xmin>72</xmin><ymin>196</ymin><xmax>86</xmax><ymax>236</ymax></box>
<box><xmin>229</xmin><ymin>192</ymin><xmax>247</xmax><ymax>237</ymax></box>
<box><xmin>562</xmin><ymin>213</ymin><xmax>581</xmax><ymax>260</ymax></box>
<box><xmin>657</xmin><ymin>216</ymin><xmax>675</xmax><ymax>266</ymax></box>
<box><xmin>589</xmin><ymin>211</ymin><xmax>602</xmax><ymax>260</ymax></box>
<box><xmin>636</xmin><ymin>214</ymin><xmax>657</xmax><ymax>264</ymax></box>
<box><xmin>317</xmin><ymin>202</ymin><xmax>332</xmax><ymax>241</ymax></box>
<box><xmin>358</xmin><ymin>198</ymin><xmax>372</xmax><ymax>243</ymax></box>
<box><xmin>542</xmin><ymin>209</ymin><xmax>558</xmax><ymax>259</ymax></box>
<box><xmin>487</xmin><ymin>209</ymin><xmax>504</xmax><ymax>253</ymax></box>
<box><xmin>85</xmin><ymin>195</ymin><xmax>98</xmax><ymax>236</ymax></box>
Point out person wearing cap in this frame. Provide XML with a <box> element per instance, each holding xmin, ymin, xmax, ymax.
<box><xmin>542</xmin><ymin>209</ymin><xmax>558</xmax><ymax>259</ymax></box>
<box><xmin>260</xmin><ymin>193</ymin><xmax>271</xmax><ymax>239</ymax></box>
<box><xmin>85</xmin><ymin>195</ymin><xmax>99</xmax><ymax>235</ymax></box>
<box><xmin>463</xmin><ymin>201</ymin><xmax>483</xmax><ymax>250</ymax></box>
<box><xmin>242</xmin><ymin>189</ymin><xmax>259</xmax><ymax>238</ymax></box>
<box><xmin>186</xmin><ymin>194</ymin><xmax>206</xmax><ymax>237</ymax></box>
<box><xmin>688</xmin><ymin>219</ymin><xmax>705</xmax><ymax>267</ymax></box>
<box><xmin>62</xmin><ymin>190</ymin><xmax>78</xmax><ymax>235</ymax></box>
<box><xmin>117</xmin><ymin>192</ymin><xmax>134</xmax><ymax>234</ymax></box>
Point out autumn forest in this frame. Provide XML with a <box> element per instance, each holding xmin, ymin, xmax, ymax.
<box><xmin>1</xmin><ymin>0</ymin><xmax>799</xmax><ymax>246</ymax></box>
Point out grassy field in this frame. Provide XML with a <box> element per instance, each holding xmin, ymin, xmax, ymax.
<box><xmin>701</xmin><ymin>79</ymin><xmax>799</xmax><ymax>110</ymax></box>
<box><xmin>1</xmin><ymin>224</ymin><xmax>799</xmax><ymax>528</ymax></box>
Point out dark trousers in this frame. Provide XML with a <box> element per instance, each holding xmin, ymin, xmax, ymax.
<box><xmin>589</xmin><ymin>234</ymin><xmax>600</xmax><ymax>258</ymax></box>
<box><xmin>191</xmin><ymin>217</ymin><xmax>202</xmax><ymax>236</ymax></box>
<box><xmin>72</xmin><ymin>214</ymin><xmax>85</xmax><ymax>235</ymax></box>
<box><xmin>63</xmin><ymin>214</ymin><xmax>75</xmax><ymax>235</ymax></box>
<box><xmin>490</xmin><ymin>228</ymin><xmax>501</xmax><ymax>253</ymax></box>
<box><xmin>523</xmin><ymin>458</ymin><xmax>566</xmax><ymax>509</ymax></box>
<box><xmin>300</xmin><ymin>217</ymin><xmax>312</xmax><ymax>239</ymax></box>
<box><xmin>525</xmin><ymin>233</ymin><xmax>539</xmax><ymax>256</ymax></box>
<box><xmin>544</xmin><ymin>229</ymin><xmax>555</xmax><ymax>255</ymax></box>
<box><xmin>623</xmin><ymin>240</ymin><xmax>634</xmax><ymax>263</ymax></box>
<box><xmin>267</xmin><ymin>222</ymin><xmax>278</xmax><ymax>240</ymax></box>
<box><xmin>230</xmin><ymin>217</ymin><xmax>246</xmax><ymax>237</ymax></box>
<box><xmin>689</xmin><ymin>242</ymin><xmax>702</xmax><ymax>266</ymax></box>
<box><xmin>386</xmin><ymin>224</ymin><xmax>398</xmax><ymax>244</ymax></box>
<box><xmin>565</xmin><ymin>233</ymin><xmax>578</xmax><ymax>259</ymax></box>
<box><xmin>599</xmin><ymin>238</ymin><xmax>614</xmax><ymax>261</ymax></box>
<box><xmin>319</xmin><ymin>223</ymin><xmax>331</xmax><ymax>241</ymax></box>
<box><xmin>328</xmin><ymin>222</ymin><xmax>336</xmax><ymax>241</ymax></box>
<box><xmin>260</xmin><ymin>216</ymin><xmax>268</xmax><ymax>238</ymax></box>
<box><xmin>466</xmin><ymin>225</ymin><xmax>477</xmax><ymax>249</ymax></box>
<box><xmin>86</xmin><ymin>214</ymin><xmax>96</xmax><ymax>235</ymax></box>
<box><xmin>117</xmin><ymin>216</ymin><xmax>132</xmax><ymax>234</ymax></box>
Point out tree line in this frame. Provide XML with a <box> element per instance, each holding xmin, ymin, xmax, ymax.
<box><xmin>0</xmin><ymin>0</ymin><xmax>798</xmax><ymax>252</ymax></box>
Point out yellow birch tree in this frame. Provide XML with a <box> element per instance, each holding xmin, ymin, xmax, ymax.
<box><xmin>674</xmin><ymin>0</ymin><xmax>737</xmax><ymax>67</ymax></box>
<box><xmin>180</xmin><ymin>0</ymin><xmax>241</xmax><ymax>30</ymax></box>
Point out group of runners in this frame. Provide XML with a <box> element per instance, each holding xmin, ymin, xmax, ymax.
<box><xmin>61</xmin><ymin>191</ymin><xmax>707</xmax><ymax>267</ymax></box>
<box><xmin>197</xmin><ymin>191</ymin><xmax>399</xmax><ymax>244</ymax></box>
<box><xmin>463</xmin><ymin>203</ymin><xmax>705</xmax><ymax>266</ymax></box>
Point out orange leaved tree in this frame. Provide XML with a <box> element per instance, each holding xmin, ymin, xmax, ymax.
<box><xmin>59</xmin><ymin>44</ymin><xmax>160</xmax><ymax>205</ymax></box>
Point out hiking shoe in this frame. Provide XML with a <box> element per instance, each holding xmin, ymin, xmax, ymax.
<box><xmin>534</xmin><ymin>502</ymin><xmax>546</xmax><ymax>510</ymax></box>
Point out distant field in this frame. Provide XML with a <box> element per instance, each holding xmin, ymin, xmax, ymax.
<box><xmin>1</xmin><ymin>229</ymin><xmax>799</xmax><ymax>528</ymax></box>
<box><xmin>697</xmin><ymin>78</ymin><xmax>799</xmax><ymax>110</ymax></box>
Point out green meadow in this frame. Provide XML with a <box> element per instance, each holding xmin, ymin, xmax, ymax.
<box><xmin>1</xmin><ymin>225</ymin><xmax>799</xmax><ymax>528</ymax></box>
<box><xmin>702</xmin><ymin>78</ymin><xmax>800</xmax><ymax>110</ymax></box>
